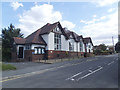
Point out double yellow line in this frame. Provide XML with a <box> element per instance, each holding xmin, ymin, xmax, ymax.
<box><xmin>1</xmin><ymin>58</ymin><xmax>96</xmax><ymax>82</ymax></box>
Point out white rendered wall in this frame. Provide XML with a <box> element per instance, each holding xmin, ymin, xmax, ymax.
<box><xmin>85</xmin><ymin>43</ymin><xmax>93</xmax><ymax>53</ymax></box>
<box><xmin>41</xmin><ymin>34</ymin><xmax>48</xmax><ymax>50</ymax></box>
<box><xmin>41</xmin><ymin>31</ymin><xmax>89</xmax><ymax>52</ymax></box>
<box><xmin>82</xmin><ymin>42</ymin><xmax>85</xmax><ymax>52</ymax></box>
<box><xmin>48</xmin><ymin>32</ymin><xmax>54</xmax><ymax>50</ymax></box>
<box><xmin>88</xmin><ymin>43</ymin><xmax>93</xmax><ymax>52</ymax></box>
<box><xmin>61</xmin><ymin>35</ymin><xmax>69</xmax><ymax>51</ymax></box>
<box><xmin>42</xmin><ymin>32</ymin><xmax>54</xmax><ymax>50</ymax></box>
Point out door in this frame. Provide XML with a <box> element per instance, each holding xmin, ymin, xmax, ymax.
<box><xmin>18</xmin><ymin>47</ymin><xmax>23</xmax><ymax>58</ymax></box>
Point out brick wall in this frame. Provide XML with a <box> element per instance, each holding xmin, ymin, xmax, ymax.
<box><xmin>24</xmin><ymin>50</ymin><xmax>46</xmax><ymax>61</ymax></box>
<box><xmin>46</xmin><ymin>50</ymin><xmax>85</xmax><ymax>59</ymax></box>
<box><xmin>24</xmin><ymin>50</ymin><xmax>34</xmax><ymax>61</ymax></box>
<box><xmin>12</xmin><ymin>50</ymin><xmax>93</xmax><ymax>62</ymax></box>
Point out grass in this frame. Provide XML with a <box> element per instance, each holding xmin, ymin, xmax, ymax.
<box><xmin>0</xmin><ymin>62</ymin><xmax>16</xmax><ymax>71</ymax></box>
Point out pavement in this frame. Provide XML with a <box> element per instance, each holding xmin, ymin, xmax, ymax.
<box><xmin>2</xmin><ymin>54</ymin><xmax>118</xmax><ymax>88</ymax></box>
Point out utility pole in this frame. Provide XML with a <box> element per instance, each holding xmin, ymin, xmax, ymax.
<box><xmin>112</xmin><ymin>36</ymin><xmax>115</xmax><ymax>53</ymax></box>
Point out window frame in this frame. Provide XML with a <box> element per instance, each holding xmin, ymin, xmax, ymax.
<box><xmin>54</xmin><ymin>33</ymin><xmax>61</xmax><ymax>50</ymax></box>
<box><xmin>34</xmin><ymin>47</ymin><xmax>45</xmax><ymax>54</ymax></box>
<box><xmin>79</xmin><ymin>40</ymin><xmax>83</xmax><ymax>52</ymax></box>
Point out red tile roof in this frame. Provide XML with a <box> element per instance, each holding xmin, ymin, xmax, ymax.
<box><xmin>13</xmin><ymin>22</ymin><xmax>93</xmax><ymax>46</ymax></box>
<box><xmin>25</xmin><ymin>29</ymin><xmax>47</xmax><ymax>45</ymax></box>
<box><xmin>13</xmin><ymin>37</ymin><xmax>26</xmax><ymax>45</ymax></box>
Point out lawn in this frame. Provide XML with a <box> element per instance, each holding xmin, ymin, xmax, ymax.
<box><xmin>0</xmin><ymin>62</ymin><xmax>16</xmax><ymax>71</ymax></box>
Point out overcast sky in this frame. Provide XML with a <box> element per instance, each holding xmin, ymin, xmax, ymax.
<box><xmin>1</xmin><ymin>0</ymin><xmax>119</xmax><ymax>45</ymax></box>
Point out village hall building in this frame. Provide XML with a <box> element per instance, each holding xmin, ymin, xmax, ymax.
<box><xmin>12</xmin><ymin>22</ymin><xmax>93</xmax><ymax>62</ymax></box>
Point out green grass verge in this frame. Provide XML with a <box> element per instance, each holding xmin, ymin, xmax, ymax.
<box><xmin>0</xmin><ymin>63</ymin><xmax>16</xmax><ymax>71</ymax></box>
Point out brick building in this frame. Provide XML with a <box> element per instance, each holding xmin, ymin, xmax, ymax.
<box><xmin>12</xmin><ymin>22</ymin><xmax>93</xmax><ymax>62</ymax></box>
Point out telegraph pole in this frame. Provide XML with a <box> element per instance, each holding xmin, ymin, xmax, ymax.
<box><xmin>112</xmin><ymin>36</ymin><xmax>115</xmax><ymax>53</ymax></box>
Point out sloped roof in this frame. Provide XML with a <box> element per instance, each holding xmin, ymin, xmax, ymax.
<box><xmin>83</xmin><ymin>37</ymin><xmax>93</xmax><ymax>46</ymax></box>
<box><xmin>39</xmin><ymin>22</ymin><xmax>58</xmax><ymax>35</ymax></box>
<box><xmin>77</xmin><ymin>35</ymin><xmax>83</xmax><ymax>42</ymax></box>
<box><xmin>25</xmin><ymin>29</ymin><xmax>47</xmax><ymax>45</ymax></box>
<box><xmin>13</xmin><ymin>37</ymin><xmax>26</xmax><ymax>45</ymax></box>
<box><xmin>63</xmin><ymin>28</ymin><xmax>81</xmax><ymax>42</ymax></box>
<box><xmin>13</xmin><ymin>22</ymin><xmax>93</xmax><ymax>46</ymax></box>
<box><xmin>72</xmin><ymin>32</ymin><xmax>79</xmax><ymax>42</ymax></box>
<box><xmin>13</xmin><ymin>22</ymin><xmax>65</xmax><ymax>45</ymax></box>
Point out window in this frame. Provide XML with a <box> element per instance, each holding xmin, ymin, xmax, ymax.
<box><xmin>53</xmin><ymin>26</ymin><xmax>60</xmax><ymax>32</ymax></box>
<box><xmin>35</xmin><ymin>48</ymin><xmax>37</xmax><ymax>54</ymax></box>
<box><xmin>80</xmin><ymin>41</ymin><xmax>83</xmax><ymax>52</ymax></box>
<box><xmin>54</xmin><ymin>33</ymin><xmax>61</xmax><ymax>50</ymax></box>
<box><xmin>69</xmin><ymin>42</ymin><xmax>74</xmax><ymax>51</ymax></box>
<box><xmin>34</xmin><ymin>47</ymin><xmax>45</xmax><ymax>54</ymax></box>
<box><xmin>26</xmin><ymin>45</ymin><xmax>31</xmax><ymax>50</ymax></box>
<box><xmin>89</xmin><ymin>45</ymin><xmax>91</xmax><ymax>48</ymax></box>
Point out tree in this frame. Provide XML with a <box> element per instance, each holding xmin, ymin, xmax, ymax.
<box><xmin>2</xmin><ymin>24</ymin><xmax>24</xmax><ymax>61</ymax></box>
<box><xmin>99</xmin><ymin>44</ymin><xmax>107</xmax><ymax>51</ymax></box>
<box><xmin>115</xmin><ymin>42</ymin><xmax>120</xmax><ymax>53</ymax></box>
<box><xmin>93</xmin><ymin>44</ymin><xmax>108</xmax><ymax>55</ymax></box>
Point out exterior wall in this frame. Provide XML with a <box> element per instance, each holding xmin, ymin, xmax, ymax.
<box><xmin>61</xmin><ymin>35</ymin><xmax>69</xmax><ymax>51</ymax></box>
<box><xmin>24</xmin><ymin>50</ymin><xmax>33</xmax><ymax>61</ymax></box>
<box><xmin>42</xmin><ymin>32</ymin><xmax>54</xmax><ymax>50</ymax></box>
<box><xmin>46</xmin><ymin>50</ymin><xmax>84</xmax><ymax>59</ymax></box>
<box><xmin>74</xmin><ymin>42</ymin><xmax>77</xmax><ymax>52</ymax></box>
<box><xmin>82</xmin><ymin>42</ymin><xmax>85</xmax><ymax>52</ymax></box>
<box><xmin>86</xmin><ymin>43</ymin><xmax>93</xmax><ymax>53</ymax></box>
<box><xmin>41</xmin><ymin>34</ymin><xmax>49</xmax><ymax>50</ymax></box>
<box><xmin>24</xmin><ymin>50</ymin><xmax>46</xmax><ymax>61</ymax></box>
<box><xmin>48</xmin><ymin>32</ymin><xmax>54</xmax><ymax>50</ymax></box>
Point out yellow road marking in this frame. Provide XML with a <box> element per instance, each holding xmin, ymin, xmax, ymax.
<box><xmin>1</xmin><ymin>58</ymin><xmax>97</xmax><ymax>82</ymax></box>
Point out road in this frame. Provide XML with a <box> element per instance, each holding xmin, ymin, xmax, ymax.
<box><xmin>2</xmin><ymin>54</ymin><xmax>118</xmax><ymax>88</ymax></box>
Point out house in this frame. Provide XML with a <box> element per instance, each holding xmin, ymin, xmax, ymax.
<box><xmin>83</xmin><ymin>37</ymin><xmax>93</xmax><ymax>53</ymax></box>
<box><xmin>12</xmin><ymin>22</ymin><xmax>93</xmax><ymax>62</ymax></box>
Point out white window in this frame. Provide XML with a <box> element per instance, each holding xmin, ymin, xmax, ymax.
<box><xmin>35</xmin><ymin>48</ymin><xmax>37</xmax><ymax>54</ymax></box>
<box><xmin>34</xmin><ymin>47</ymin><xmax>45</xmax><ymax>54</ymax></box>
<box><xmin>54</xmin><ymin>33</ymin><xmax>61</xmax><ymax>50</ymax></box>
<box><xmin>69</xmin><ymin>42</ymin><xmax>74</xmax><ymax>51</ymax></box>
<box><xmin>38</xmin><ymin>48</ymin><xmax>41</xmax><ymax>54</ymax></box>
<box><xmin>42</xmin><ymin>48</ymin><xmax>45</xmax><ymax>54</ymax></box>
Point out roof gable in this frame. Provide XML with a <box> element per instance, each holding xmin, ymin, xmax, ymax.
<box><xmin>83</xmin><ymin>37</ymin><xmax>93</xmax><ymax>46</ymax></box>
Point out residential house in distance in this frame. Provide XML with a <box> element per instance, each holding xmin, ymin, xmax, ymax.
<box><xmin>12</xmin><ymin>22</ymin><xmax>93</xmax><ymax>62</ymax></box>
<box><xmin>83</xmin><ymin>37</ymin><xmax>94</xmax><ymax>56</ymax></box>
